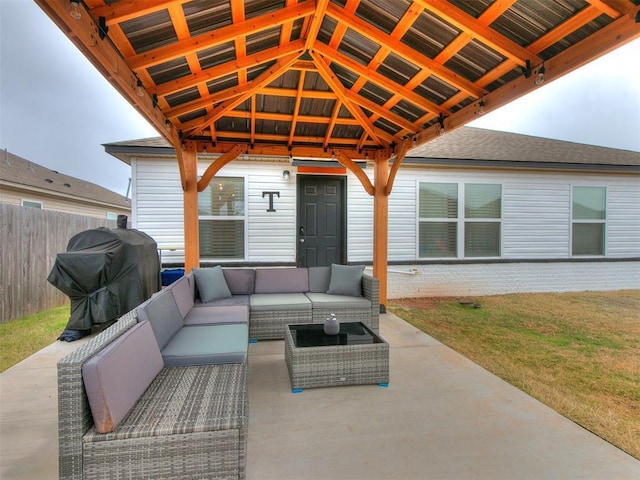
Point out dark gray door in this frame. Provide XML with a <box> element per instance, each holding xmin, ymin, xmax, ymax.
<box><xmin>297</xmin><ymin>176</ymin><xmax>346</xmax><ymax>267</ymax></box>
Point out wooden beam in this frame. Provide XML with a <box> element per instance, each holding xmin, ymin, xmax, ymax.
<box><xmin>34</xmin><ymin>0</ymin><xmax>173</xmax><ymax>143</ymax></box>
<box><xmin>127</xmin><ymin>0</ymin><xmax>315</xmax><ymax>70</ymax></box>
<box><xmin>325</xmin><ymin>2</ymin><xmax>486</xmax><ymax>98</ymax></box>
<box><xmin>313</xmin><ymin>43</ymin><xmax>447</xmax><ymax>116</ymax></box>
<box><xmin>411</xmin><ymin>8</ymin><xmax>640</xmax><ymax>149</ymax></box>
<box><xmin>155</xmin><ymin>40</ymin><xmax>306</xmax><ymax>98</ymax></box>
<box><xmin>91</xmin><ymin>0</ymin><xmax>187</xmax><ymax>25</ymax></box>
<box><xmin>385</xmin><ymin>139</ymin><xmax>411</xmax><ymax>196</ymax></box>
<box><xmin>372</xmin><ymin>151</ymin><xmax>390</xmax><ymax>308</ymax></box>
<box><xmin>181</xmin><ymin>142</ymin><xmax>200</xmax><ymax>272</ymax></box>
<box><xmin>413</xmin><ymin>0</ymin><xmax>540</xmax><ymax>67</ymax></box>
<box><xmin>334</xmin><ymin>150</ymin><xmax>374</xmax><ymax>196</ymax></box>
<box><xmin>183</xmin><ymin>52</ymin><xmax>303</xmax><ymax>134</ymax></box>
<box><xmin>197</xmin><ymin>144</ymin><xmax>245</xmax><ymax>192</ymax></box>
<box><xmin>303</xmin><ymin>0</ymin><xmax>330</xmax><ymax>50</ymax></box>
<box><xmin>288</xmin><ymin>71</ymin><xmax>306</xmax><ymax>147</ymax></box>
<box><xmin>342</xmin><ymin>89</ymin><xmax>420</xmax><ymax>134</ymax></box>
<box><xmin>311</xmin><ymin>52</ymin><xmax>388</xmax><ymax>146</ymax></box>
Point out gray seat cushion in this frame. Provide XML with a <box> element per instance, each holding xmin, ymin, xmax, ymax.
<box><xmin>162</xmin><ymin>324</ymin><xmax>248</xmax><ymax>367</ymax></box>
<box><xmin>136</xmin><ymin>290</ymin><xmax>184</xmax><ymax>349</ymax></box>
<box><xmin>249</xmin><ymin>293</ymin><xmax>312</xmax><ymax>312</ymax></box>
<box><xmin>183</xmin><ymin>305</ymin><xmax>249</xmax><ymax>326</ymax></box>
<box><xmin>305</xmin><ymin>292</ymin><xmax>371</xmax><ymax>309</ymax></box>
<box><xmin>195</xmin><ymin>294</ymin><xmax>250</xmax><ymax>307</ymax></box>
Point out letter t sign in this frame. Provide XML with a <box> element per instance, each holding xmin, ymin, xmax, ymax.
<box><xmin>262</xmin><ymin>191</ymin><xmax>280</xmax><ymax>212</ymax></box>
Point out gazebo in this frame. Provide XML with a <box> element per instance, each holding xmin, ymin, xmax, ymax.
<box><xmin>35</xmin><ymin>0</ymin><xmax>640</xmax><ymax>305</ymax></box>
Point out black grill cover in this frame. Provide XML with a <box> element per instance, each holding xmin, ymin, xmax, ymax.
<box><xmin>47</xmin><ymin>227</ymin><xmax>160</xmax><ymax>332</ymax></box>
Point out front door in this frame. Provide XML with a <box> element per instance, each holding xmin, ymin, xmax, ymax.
<box><xmin>296</xmin><ymin>175</ymin><xmax>346</xmax><ymax>267</ymax></box>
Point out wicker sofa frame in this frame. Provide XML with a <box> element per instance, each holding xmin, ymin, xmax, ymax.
<box><xmin>57</xmin><ymin>309</ymin><xmax>248</xmax><ymax>480</ymax></box>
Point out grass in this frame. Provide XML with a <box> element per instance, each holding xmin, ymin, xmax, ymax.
<box><xmin>389</xmin><ymin>290</ymin><xmax>640</xmax><ymax>460</ymax></box>
<box><xmin>0</xmin><ymin>305</ymin><xmax>69</xmax><ymax>373</ymax></box>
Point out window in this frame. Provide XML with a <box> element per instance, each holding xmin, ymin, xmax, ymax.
<box><xmin>464</xmin><ymin>183</ymin><xmax>501</xmax><ymax>257</ymax></box>
<box><xmin>418</xmin><ymin>183</ymin><xmax>457</xmax><ymax>258</ymax></box>
<box><xmin>419</xmin><ymin>182</ymin><xmax>501</xmax><ymax>258</ymax></box>
<box><xmin>572</xmin><ymin>186</ymin><xmax>606</xmax><ymax>256</ymax></box>
<box><xmin>198</xmin><ymin>177</ymin><xmax>245</xmax><ymax>259</ymax></box>
<box><xmin>21</xmin><ymin>199</ymin><xmax>42</xmax><ymax>209</ymax></box>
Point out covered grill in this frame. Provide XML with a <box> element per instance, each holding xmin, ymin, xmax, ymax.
<box><xmin>48</xmin><ymin>221</ymin><xmax>160</xmax><ymax>340</ymax></box>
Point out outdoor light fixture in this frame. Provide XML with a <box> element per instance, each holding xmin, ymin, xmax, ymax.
<box><xmin>436</xmin><ymin>113</ymin><xmax>446</xmax><ymax>136</ymax></box>
<box><xmin>69</xmin><ymin>1</ymin><xmax>82</xmax><ymax>19</ymax></box>
<box><xmin>476</xmin><ymin>98</ymin><xmax>486</xmax><ymax>115</ymax></box>
<box><xmin>282</xmin><ymin>170</ymin><xmax>291</xmax><ymax>181</ymax></box>
<box><xmin>535</xmin><ymin>63</ymin><xmax>546</xmax><ymax>85</ymax></box>
<box><xmin>135</xmin><ymin>79</ymin><xmax>145</xmax><ymax>97</ymax></box>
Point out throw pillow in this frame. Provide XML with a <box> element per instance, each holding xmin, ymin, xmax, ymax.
<box><xmin>193</xmin><ymin>266</ymin><xmax>232</xmax><ymax>302</ymax></box>
<box><xmin>327</xmin><ymin>264</ymin><xmax>365</xmax><ymax>297</ymax></box>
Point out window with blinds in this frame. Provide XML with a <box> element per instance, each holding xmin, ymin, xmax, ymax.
<box><xmin>572</xmin><ymin>186</ymin><xmax>606</xmax><ymax>256</ymax></box>
<box><xmin>198</xmin><ymin>177</ymin><xmax>245</xmax><ymax>259</ymax></box>
<box><xmin>418</xmin><ymin>183</ymin><xmax>457</xmax><ymax>258</ymax></box>
<box><xmin>464</xmin><ymin>184</ymin><xmax>501</xmax><ymax>257</ymax></box>
<box><xmin>418</xmin><ymin>182</ymin><xmax>502</xmax><ymax>259</ymax></box>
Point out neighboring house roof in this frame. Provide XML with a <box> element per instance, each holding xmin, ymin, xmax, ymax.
<box><xmin>406</xmin><ymin>127</ymin><xmax>640</xmax><ymax>171</ymax></box>
<box><xmin>0</xmin><ymin>150</ymin><xmax>131</xmax><ymax>209</ymax></box>
<box><xmin>105</xmin><ymin>127</ymin><xmax>640</xmax><ymax>172</ymax></box>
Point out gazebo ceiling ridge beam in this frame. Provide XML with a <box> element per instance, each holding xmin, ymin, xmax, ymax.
<box><xmin>303</xmin><ymin>0</ymin><xmax>330</xmax><ymax>51</ymax></box>
<box><xmin>312</xmin><ymin>43</ymin><xmax>447</xmax><ymax>117</ymax></box>
<box><xmin>324</xmin><ymin>2</ymin><xmax>486</xmax><ymax>99</ymax></box>
<box><xmin>310</xmin><ymin>51</ymin><xmax>390</xmax><ymax>146</ymax></box>
<box><xmin>126</xmin><ymin>0</ymin><xmax>315</xmax><ymax>71</ymax></box>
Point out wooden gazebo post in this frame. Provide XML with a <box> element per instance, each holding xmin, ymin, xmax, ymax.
<box><xmin>373</xmin><ymin>152</ymin><xmax>390</xmax><ymax>310</ymax></box>
<box><xmin>180</xmin><ymin>141</ymin><xmax>200</xmax><ymax>273</ymax></box>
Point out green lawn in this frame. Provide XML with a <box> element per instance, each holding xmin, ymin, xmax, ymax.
<box><xmin>0</xmin><ymin>305</ymin><xmax>69</xmax><ymax>372</ymax></box>
<box><xmin>389</xmin><ymin>290</ymin><xmax>640</xmax><ymax>460</ymax></box>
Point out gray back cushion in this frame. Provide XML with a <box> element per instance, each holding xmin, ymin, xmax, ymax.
<box><xmin>136</xmin><ymin>290</ymin><xmax>183</xmax><ymax>349</ymax></box>
<box><xmin>169</xmin><ymin>275</ymin><xmax>193</xmax><ymax>319</ymax></box>
<box><xmin>223</xmin><ymin>268</ymin><xmax>256</xmax><ymax>295</ymax></box>
<box><xmin>254</xmin><ymin>268</ymin><xmax>309</xmax><ymax>294</ymax></box>
<box><xmin>82</xmin><ymin>321</ymin><xmax>163</xmax><ymax>433</ymax></box>
<box><xmin>193</xmin><ymin>266</ymin><xmax>232</xmax><ymax>302</ymax></box>
<box><xmin>308</xmin><ymin>266</ymin><xmax>331</xmax><ymax>293</ymax></box>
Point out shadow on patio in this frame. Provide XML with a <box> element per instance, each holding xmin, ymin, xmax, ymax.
<box><xmin>2</xmin><ymin>313</ymin><xmax>638</xmax><ymax>479</ymax></box>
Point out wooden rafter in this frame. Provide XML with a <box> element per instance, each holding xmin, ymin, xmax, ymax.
<box><xmin>35</xmin><ymin>0</ymin><xmax>640</xmax><ymax>161</ymax></box>
<box><xmin>126</xmin><ymin>1</ymin><xmax>315</xmax><ymax>70</ymax></box>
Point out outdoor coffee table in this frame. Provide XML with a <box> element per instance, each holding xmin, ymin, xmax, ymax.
<box><xmin>284</xmin><ymin>322</ymin><xmax>389</xmax><ymax>392</ymax></box>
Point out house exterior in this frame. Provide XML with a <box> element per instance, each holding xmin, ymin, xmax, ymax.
<box><xmin>105</xmin><ymin>127</ymin><xmax>640</xmax><ymax>299</ymax></box>
<box><xmin>0</xmin><ymin>150</ymin><xmax>131</xmax><ymax>219</ymax></box>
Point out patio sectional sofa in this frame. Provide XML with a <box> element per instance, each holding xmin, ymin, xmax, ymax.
<box><xmin>57</xmin><ymin>264</ymin><xmax>378</xmax><ymax>479</ymax></box>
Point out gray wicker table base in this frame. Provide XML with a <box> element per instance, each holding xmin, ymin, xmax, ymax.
<box><xmin>284</xmin><ymin>323</ymin><xmax>389</xmax><ymax>392</ymax></box>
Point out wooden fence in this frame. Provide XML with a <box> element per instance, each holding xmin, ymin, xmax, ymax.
<box><xmin>0</xmin><ymin>204</ymin><xmax>117</xmax><ymax>324</ymax></box>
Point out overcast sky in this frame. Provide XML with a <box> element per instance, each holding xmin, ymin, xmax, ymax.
<box><xmin>1</xmin><ymin>1</ymin><xmax>639</xmax><ymax>197</ymax></box>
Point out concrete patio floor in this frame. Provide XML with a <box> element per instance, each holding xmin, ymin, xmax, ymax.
<box><xmin>1</xmin><ymin>313</ymin><xmax>639</xmax><ymax>479</ymax></box>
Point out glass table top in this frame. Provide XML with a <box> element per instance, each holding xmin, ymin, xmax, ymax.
<box><xmin>289</xmin><ymin>322</ymin><xmax>383</xmax><ymax>348</ymax></box>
